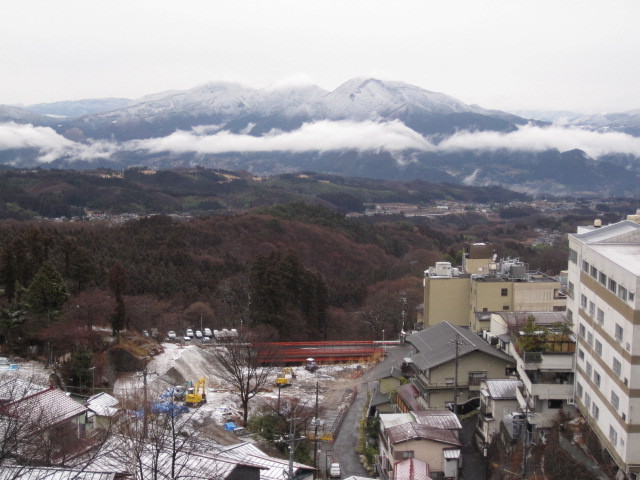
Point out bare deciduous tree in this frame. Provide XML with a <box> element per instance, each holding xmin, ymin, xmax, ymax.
<box><xmin>211</xmin><ymin>329</ymin><xmax>276</xmax><ymax>425</ymax></box>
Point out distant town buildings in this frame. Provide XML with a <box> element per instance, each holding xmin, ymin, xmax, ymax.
<box><xmin>422</xmin><ymin>243</ymin><xmax>566</xmax><ymax>331</ymax></box>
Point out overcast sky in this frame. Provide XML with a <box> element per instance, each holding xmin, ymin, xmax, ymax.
<box><xmin>3</xmin><ymin>0</ymin><xmax>639</xmax><ymax>113</ymax></box>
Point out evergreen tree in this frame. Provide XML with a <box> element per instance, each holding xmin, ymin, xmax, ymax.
<box><xmin>22</xmin><ymin>262</ymin><xmax>70</xmax><ymax>322</ymax></box>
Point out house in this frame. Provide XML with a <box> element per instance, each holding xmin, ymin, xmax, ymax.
<box><xmin>86</xmin><ymin>392</ymin><xmax>119</xmax><ymax>430</ymax></box>
<box><xmin>405</xmin><ymin>322</ymin><xmax>515</xmax><ymax>409</ymax></box>
<box><xmin>476</xmin><ymin>378</ymin><xmax>521</xmax><ymax>446</ymax></box>
<box><xmin>423</xmin><ymin>250</ymin><xmax>565</xmax><ymax>331</ymax></box>
<box><xmin>369</xmin><ymin>367</ymin><xmax>408</xmax><ymax>415</ymax></box>
<box><xmin>568</xmin><ymin>215</ymin><xmax>640</xmax><ymax>478</ymax></box>
<box><xmin>378</xmin><ymin>420</ymin><xmax>461</xmax><ymax>480</ymax></box>
<box><xmin>0</xmin><ymin>466</ymin><xmax>122</xmax><ymax>480</ymax></box>
<box><xmin>485</xmin><ymin>311</ymin><xmax>575</xmax><ymax>433</ymax></box>
<box><xmin>0</xmin><ymin>387</ymin><xmax>92</xmax><ymax>465</ymax></box>
<box><xmin>215</xmin><ymin>442</ymin><xmax>316</xmax><ymax>480</ymax></box>
<box><xmin>90</xmin><ymin>437</ymin><xmax>314</xmax><ymax>480</ymax></box>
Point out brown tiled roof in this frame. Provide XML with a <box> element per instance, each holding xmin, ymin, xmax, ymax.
<box><xmin>394</xmin><ymin>458</ymin><xmax>432</xmax><ymax>480</ymax></box>
<box><xmin>386</xmin><ymin>422</ymin><xmax>460</xmax><ymax>446</ymax></box>
<box><xmin>397</xmin><ymin>383</ymin><xmax>424</xmax><ymax>412</ymax></box>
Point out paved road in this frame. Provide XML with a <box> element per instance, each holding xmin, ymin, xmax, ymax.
<box><xmin>460</xmin><ymin>414</ymin><xmax>486</xmax><ymax>480</ymax></box>
<box><xmin>326</xmin><ymin>345</ymin><xmax>412</xmax><ymax>479</ymax></box>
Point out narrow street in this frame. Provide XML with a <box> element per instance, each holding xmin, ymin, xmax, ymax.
<box><xmin>324</xmin><ymin>344</ymin><xmax>412</xmax><ymax>479</ymax></box>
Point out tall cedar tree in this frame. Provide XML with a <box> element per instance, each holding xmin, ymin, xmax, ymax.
<box><xmin>249</xmin><ymin>250</ymin><xmax>327</xmax><ymax>340</ymax></box>
<box><xmin>108</xmin><ymin>261</ymin><xmax>128</xmax><ymax>335</ymax></box>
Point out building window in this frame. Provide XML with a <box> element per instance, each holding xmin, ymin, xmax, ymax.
<box><xmin>586</xmin><ymin>362</ymin><xmax>592</xmax><ymax>378</ymax></box>
<box><xmin>548</xmin><ymin>399</ymin><xmax>562</xmax><ymax>409</ymax></box>
<box><xmin>578</xmin><ymin>348</ymin><xmax>585</xmax><ymax>361</ymax></box>
<box><xmin>567</xmin><ymin>309</ymin><xmax>573</xmax><ymax>322</ymax></box>
<box><xmin>578</xmin><ymin>323</ymin><xmax>585</xmax><ymax>338</ymax></box>
<box><xmin>608</xmin><ymin>278</ymin><xmax>617</xmax><ymax>294</ymax></box>
<box><xmin>569</xmin><ymin>249</ymin><xmax>578</xmax><ymax>264</ymax></box>
<box><xmin>468</xmin><ymin>371</ymin><xmax>487</xmax><ymax>386</ymax></box>
<box><xmin>615</xmin><ymin>324</ymin><xmax>623</xmax><ymax>344</ymax></box>
<box><xmin>581</xmin><ymin>294</ymin><xmax>588</xmax><ymax>309</ymax></box>
<box><xmin>609</xmin><ymin>426</ymin><xmax>617</xmax><ymax>447</ymax></box>
<box><xmin>597</xmin><ymin>308</ymin><xmax>604</xmax><ymax>325</ymax></box>
<box><xmin>576</xmin><ymin>382</ymin><xmax>583</xmax><ymax>399</ymax></box>
<box><xmin>593</xmin><ymin>371</ymin><xmax>601</xmax><ymax>387</ymax></box>
<box><xmin>611</xmin><ymin>391</ymin><xmax>619</xmax><ymax>410</ymax></box>
<box><xmin>595</xmin><ymin>340</ymin><xmax>602</xmax><ymax>357</ymax></box>
<box><xmin>613</xmin><ymin>357</ymin><xmax>622</xmax><ymax>377</ymax></box>
<box><xmin>502</xmin><ymin>305</ymin><xmax>509</xmax><ymax>310</ymax></box>
<box><xmin>585</xmin><ymin>392</ymin><xmax>591</xmax><ymax>410</ymax></box>
<box><xmin>582</xmin><ymin>260</ymin><xmax>589</xmax><ymax>273</ymax></box>
<box><xmin>587</xmin><ymin>332</ymin><xmax>593</xmax><ymax>347</ymax></box>
<box><xmin>589</xmin><ymin>301</ymin><xmax>595</xmax><ymax>318</ymax></box>
<box><xmin>590</xmin><ymin>265</ymin><xmax>598</xmax><ymax>279</ymax></box>
<box><xmin>619</xmin><ymin>286</ymin><xmax>628</xmax><ymax>301</ymax></box>
<box><xmin>592</xmin><ymin>403</ymin><xmax>599</xmax><ymax>420</ymax></box>
<box><xmin>482</xmin><ymin>307</ymin><xmax>488</xmax><ymax>312</ymax></box>
<box><xmin>630</xmin><ymin>292</ymin><xmax>635</xmax><ymax>302</ymax></box>
<box><xmin>568</xmin><ymin>281</ymin><xmax>575</xmax><ymax>298</ymax></box>
<box><xmin>501</xmin><ymin>288</ymin><xmax>508</xmax><ymax>296</ymax></box>
<box><xmin>599</xmin><ymin>272</ymin><xmax>607</xmax><ymax>286</ymax></box>
<box><xmin>445</xmin><ymin>378</ymin><xmax>454</xmax><ymax>385</ymax></box>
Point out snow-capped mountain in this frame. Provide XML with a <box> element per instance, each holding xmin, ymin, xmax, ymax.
<box><xmin>55</xmin><ymin>77</ymin><xmax>529</xmax><ymax>140</ymax></box>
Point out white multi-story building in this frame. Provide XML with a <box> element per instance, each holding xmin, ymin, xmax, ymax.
<box><xmin>568</xmin><ymin>215</ymin><xmax>640</xmax><ymax>478</ymax></box>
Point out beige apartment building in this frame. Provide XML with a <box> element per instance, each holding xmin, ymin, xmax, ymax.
<box><xmin>569</xmin><ymin>216</ymin><xmax>640</xmax><ymax>478</ymax></box>
<box><xmin>423</xmin><ymin>248</ymin><xmax>565</xmax><ymax>332</ymax></box>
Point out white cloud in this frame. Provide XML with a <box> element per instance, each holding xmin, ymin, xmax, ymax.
<box><xmin>132</xmin><ymin>120</ymin><xmax>434</xmax><ymax>154</ymax></box>
<box><xmin>437</xmin><ymin>124</ymin><xmax>640</xmax><ymax>158</ymax></box>
<box><xmin>0</xmin><ymin>122</ymin><xmax>121</xmax><ymax>163</ymax></box>
<box><xmin>0</xmin><ymin>122</ymin><xmax>74</xmax><ymax>153</ymax></box>
<box><xmin>3</xmin><ymin>120</ymin><xmax>640</xmax><ymax>165</ymax></box>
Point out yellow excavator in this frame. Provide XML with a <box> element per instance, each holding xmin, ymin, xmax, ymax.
<box><xmin>275</xmin><ymin>367</ymin><xmax>296</xmax><ymax>387</ymax></box>
<box><xmin>185</xmin><ymin>377</ymin><xmax>207</xmax><ymax>407</ymax></box>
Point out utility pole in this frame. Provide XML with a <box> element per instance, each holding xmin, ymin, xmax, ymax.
<box><xmin>522</xmin><ymin>392</ymin><xmax>530</xmax><ymax>477</ymax></box>
<box><xmin>313</xmin><ymin>381</ymin><xmax>320</xmax><ymax>469</ymax></box>
<box><xmin>142</xmin><ymin>366</ymin><xmax>148</xmax><ymax>438</ymax></box>
<box><xmin>400</xmin><ymin>291</ymin><xmax>407</xmax><ymax>333</ymax></box>
<box><xmin>278</xmin><ymin>415</ymin><xmax>305</xmax><ymax>480</ymax></box>
<box><xmin>449</xmin><ymin>332</ymin><xmax>465</xmax><ymax>416</ymax></box>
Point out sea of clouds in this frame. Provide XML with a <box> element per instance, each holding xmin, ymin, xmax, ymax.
<box><xmin>2</xmin><ymin>120</ymin><xmax>640</xmax><ymax>164</ymax></box>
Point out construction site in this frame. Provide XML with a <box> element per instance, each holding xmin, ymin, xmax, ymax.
<box><xmin>111</xmin><ymin>342</ymin><xmax>379</xmax><ymax>444</ymax></box>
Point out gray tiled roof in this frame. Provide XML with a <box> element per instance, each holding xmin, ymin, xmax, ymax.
<box><xmin>482</xmin><ymin>379</ymin><xmax>521</xmax><ymax>400</ymax></box>
<box><xmin>406</xmin><ymin>322</ymin><xmax>513</xmax><ymax>371</ymax></box>
<box><xmin>386</xmin><ymin>422</ymin><xmax>460</xmax><ymax>446</ymax></box>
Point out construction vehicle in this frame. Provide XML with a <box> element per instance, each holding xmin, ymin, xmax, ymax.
<box><xmin>275</xmin><ymin>367</ymin><xmax>295</xmax><ymax>387</ymax></box>
<box><xmin>305</xmin><ymin>358</ymin><xmax>318</xmax><ymax>372</ymax></box>
<box><xmin>185</xmin><ymin>377</ymin><xmax>207</xmax><ymax>407</ymax></box>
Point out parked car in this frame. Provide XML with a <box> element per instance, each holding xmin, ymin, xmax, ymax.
<box><xmin>202</xmin><ymin>336</ymin><xmax>211</xmax><ymax>343</ymax></box>
<box><xmin>167</xmin><ymin>331</ymin><xmax>177</xmax><ymax>340</ymax></box>
<box><xmin>203</xmin><ymin>328</ymin><xmax>212</xmax><ymax>337</ymax></box>
<box><xmin>186</xmin><ymin>328</ymin><xmax>194</xmax><ymax>337</ymax></box>
<box><xmin>183</xmin><ymin>336</ymin><xmax>191</xmax><ymax>342</ymax></box>
<box><xmin>195</xmin><ymin>330</ymin><xmax>203</xmax><ymax>338</ymax></box>
<box><xmin>329</xmin><ymin>463</ymin><xmax>341</xmax><ymax>478</ymax></box>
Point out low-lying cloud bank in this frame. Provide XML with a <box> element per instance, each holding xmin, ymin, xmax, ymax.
<box><xmin>2</xmin><ymin>120</ymin><xmax>640</xmax><ymax>164</ymax></box>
